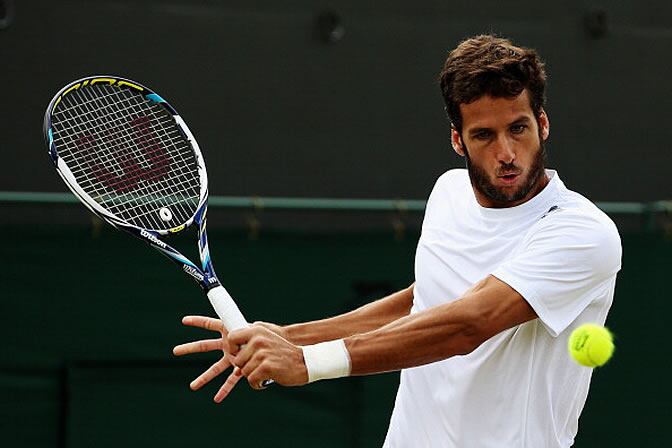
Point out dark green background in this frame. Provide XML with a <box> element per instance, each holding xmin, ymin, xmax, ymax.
<box><xmin>1</xmin><ymin>0</ymin><xmax>671</xmax><ymax>446</ymax></box>
<box><xmin>1</xmin><ymin>218</ymin><xmax>669</xmax><ymax>447</ymax></box>
<box><xmin>1</xmin><ymin>0</ymin><xmax>672</xmax><ymax>202</ymax></box>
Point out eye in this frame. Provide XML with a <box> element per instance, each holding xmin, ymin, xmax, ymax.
<box><xmin>473</xmin><ymin>130</ymin><xmax>492</xmax><ymax>140</ymax></box>
<box><xmin>510</xmin><ymin>124</ymin><xmax>527</xmax><ymax>134</ymax></box>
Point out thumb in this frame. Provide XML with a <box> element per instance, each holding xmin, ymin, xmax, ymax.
<box><xmin>227</xmin><ymin>327</ymin><xmax>252</xmax><ymax>353</ymax></box>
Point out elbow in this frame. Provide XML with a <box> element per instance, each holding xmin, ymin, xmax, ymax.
<box><xmin>456</xmin><ymin>325</ymin><xmax>484</xmax><ymax>356</ymax></box>
<box><xmin>455</xmin><ymin>310</ymin><xmax>491</xmax><ymax>356</ymax></box>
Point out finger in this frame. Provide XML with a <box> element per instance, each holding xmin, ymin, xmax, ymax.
<box><xmin>228</xmin><ymin>326</ymin><xmax>262</xmax><ymax>350</ymax></box>
<box><xmin>247</xmin><ymin>363</ymin><xmax>273</xmax><ymax>391</ymax></box>
<box><xmin>190</xmin><ymin>356</ymin><xmax>231</xmax><ymax>391</ymax></box>
<box><xmin>213</xmin><ymin>368</ymin><xmax>243</xmax><ymax>403</ymax></box>
<box><xmin>173</xmin><ymin>338</ymin><xmax>223</xmax><ymax>356</ymax></box>
<box><xmin>181</xmin><ymin>316</ymin><xmax>225</xmax><ymax>333</ymax></box>
<box><xmin>229</xmin><ymin>339</ymin><xmax>256</xmax><ymax>370</ymax></box>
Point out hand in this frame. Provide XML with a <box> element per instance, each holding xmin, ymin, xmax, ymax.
<box><xmin>228</xmin><ymin>326</ymin><xmax>309</xmax><ymax>390</ymax></box>
<box><xmin>173</xmin><ymin>315</ymin><xmax>243</xmax><ymax>403</ymax></box>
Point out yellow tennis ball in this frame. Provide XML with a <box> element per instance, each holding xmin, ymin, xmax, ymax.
<box><xmin>568</xmin><ymin>324</ymin><xmax>614</xmax><ymax>367</ymax></box>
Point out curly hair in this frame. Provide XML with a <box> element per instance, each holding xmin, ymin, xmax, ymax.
<box><xmin>439</xmin><ymin>35</ymin><xmax>547</xmax><ymax>132</ymax></box>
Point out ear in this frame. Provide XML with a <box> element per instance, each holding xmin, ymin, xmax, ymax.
<box><xmin>451</xmin><ymin>126</ymin><xmax>466</xmax><ymax>157</ymax></box>
<box><xmin>538</xmin><ymin>109</ymin><xmax>550</xmax><ymax>141</ymax></box>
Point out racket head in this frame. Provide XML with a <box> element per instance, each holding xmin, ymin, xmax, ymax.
<box><xmin>44</xmin><ymin>75</ymin><xmax>208</xmax><ymax>235</ymax></box>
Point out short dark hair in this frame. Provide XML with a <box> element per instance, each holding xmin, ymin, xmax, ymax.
<box><xmin>439</xmin><ymin>35</ymin><xmax>547</xmax><ymax>132</ymax></box>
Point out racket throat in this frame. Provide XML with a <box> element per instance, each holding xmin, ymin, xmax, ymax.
<box><xmin>201</xmin><ymin>272</ymin><xmax>221</xmax><ymax>291</ymax></box>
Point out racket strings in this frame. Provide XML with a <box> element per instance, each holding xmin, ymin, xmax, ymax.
<box><xmin>51</xmin><ymin>84</ymin><xmax>202</xmax><ymax>230</ymax></box>
<box><xmin>55</xmin><ymin>86</ymin><xmax>198</xmax><ymax>229</ymax></box>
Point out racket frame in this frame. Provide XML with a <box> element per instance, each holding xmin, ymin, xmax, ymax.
<box><xmin>44</xmin><ymin>76</ymin><xmax>249</xmax><ymax>331</ymax></box>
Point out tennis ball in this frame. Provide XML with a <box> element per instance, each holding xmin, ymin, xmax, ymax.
<box><xmin>568</xmin><ymin>324</ymin><xmax>614</xmax><ymax>367</ymax></box>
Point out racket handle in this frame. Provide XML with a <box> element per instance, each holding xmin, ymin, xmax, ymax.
<box><xmin>207</xmin><ymin>285</ymin><xmax>275</xmax><ymax>389</ymax></box>
<box><xmin>207</xmin><ymin>285</ymin><xmax>249</xmax><ymax>332</ymax></box>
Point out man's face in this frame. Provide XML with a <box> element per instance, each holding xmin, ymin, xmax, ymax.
<box><xmin>451</xmin><ymin>90</ymin><xmax>550</xmax><ymax>208</ymax></box>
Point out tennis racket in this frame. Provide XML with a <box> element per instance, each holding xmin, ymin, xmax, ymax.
<box><xmin>43</xmin><ymin>75</ymin><xmax>252</xmax><ymax>343</ymax></box>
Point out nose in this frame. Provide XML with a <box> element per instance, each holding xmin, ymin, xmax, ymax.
<box><xmin>493</xmin><ymin>135</ymin><xmax>516</xmax><ymax>165</ymax></box>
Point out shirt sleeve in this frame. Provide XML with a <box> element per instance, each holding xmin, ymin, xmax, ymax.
<box><xmin>492</xmin><ymin>207</ymin><xmax>622</xmax><ymax>337</ymax></box>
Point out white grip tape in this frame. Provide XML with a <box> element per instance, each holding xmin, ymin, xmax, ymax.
<box><xmin>206</xmin><ymin>285</ymin><xmax>249</xmax><ymax>332</ymax></box>
<box><xmin>302</xmin><ymin>339</ymin><xmax>352</xmax><ymax>383</ymax></box>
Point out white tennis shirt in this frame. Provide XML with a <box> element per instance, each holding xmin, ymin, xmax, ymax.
<box><xmin>383</xmin><ymin>169</ymin><xmax>621</xmax><ymax>448</ymax></box>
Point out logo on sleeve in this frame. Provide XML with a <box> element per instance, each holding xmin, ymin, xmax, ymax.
<box><xmin>540</xmin><ymin>205</ymin><xmax>559</xmax><ymax>219</ymax></box>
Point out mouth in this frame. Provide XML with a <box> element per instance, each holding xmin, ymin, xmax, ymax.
<box><xmin>497</xmin><ymin>173</ymin><xmax>521</xmax><ymax>185</ymax></box>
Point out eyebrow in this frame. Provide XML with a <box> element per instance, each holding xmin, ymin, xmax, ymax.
<box><xmin>509</xmin><ymin>116</ymin><xmax>533</xmax><ymax>126</ymax></box>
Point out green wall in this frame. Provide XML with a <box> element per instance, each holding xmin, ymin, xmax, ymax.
<box><xmin>1</xmin><ymin>224</ymin><xmax>669</xmax><ymax>446</ymax></box>
<box><xmin>3</xmin><ymin>0</ymin><xmax>672</xmax><ymax>202</ymax></box>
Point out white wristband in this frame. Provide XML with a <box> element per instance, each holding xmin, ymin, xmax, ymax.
<box><xmin>302</xmin><ymin>339</ymin><xmax>352</xmax><ymax>383</ymax></box>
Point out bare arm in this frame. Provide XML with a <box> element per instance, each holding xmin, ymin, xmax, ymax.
<box><xmin>282</xmin><ymin>284</ymin><xmax>414</xmax><ymax>345</ymax></box>
<box><xmin>229</xmin><ymin>275</ymin><xmax>537</xmax><ymax>387</ymax></box>
<box><xmin>173</xmin><ymin>283</ymin><xmax>414</xmax><ymax>400</ymax></box>
<box><xmin>346</xmin><ymin>275</ymin><xmax>536</xmax><ymax>375</ymax></box>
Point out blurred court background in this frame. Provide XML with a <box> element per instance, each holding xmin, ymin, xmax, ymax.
<box><xmin>1</xmin><ymin>0</ymin><xmax>671</xmax><ymax>446</ymax></box>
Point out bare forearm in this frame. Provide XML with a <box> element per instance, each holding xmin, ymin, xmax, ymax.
<box><xmin>345</xmin><ymin>297</ymin><xmax>479</xmax><ymax>375</ymax></box>
<box><xmin>344</xmin><ymin>276</ymin><xmax>537</xmax><ymax>376</ymax></box>
<box><xmin>228</xmin><ymin>277</ymin><xmax>536</xmax><ymax>388</ymax></box>
<box><xmin>284</xmin><ymin>284</ymin><xmax>414</xmax><ymax>345</ymax></box>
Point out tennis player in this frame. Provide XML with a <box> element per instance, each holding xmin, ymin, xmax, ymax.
<box><xmin>174</xmin><ymin>35</ymin><xmax>622</xmax><ymax>447</ymax></box>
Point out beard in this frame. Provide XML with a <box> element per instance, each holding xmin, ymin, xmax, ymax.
<box><xmin>465</xmin><ymin>141</ymin><xmax>547</xmax><ymax>206</ymax></box>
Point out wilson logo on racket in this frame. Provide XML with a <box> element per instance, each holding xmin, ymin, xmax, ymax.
<box><xmin>140</xmin><ymin>229</ymin><xmax>167</xmax><ymax>249</ymax></box>
<box><xmin>74</xmin><ymin>116</ymin><xmax>172</xmax><ymax>193</ymax></box>
<box><xmin>183</xmin><ymin>264</ymin><xmax>205</xmax><ymax>281</ymax></box>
